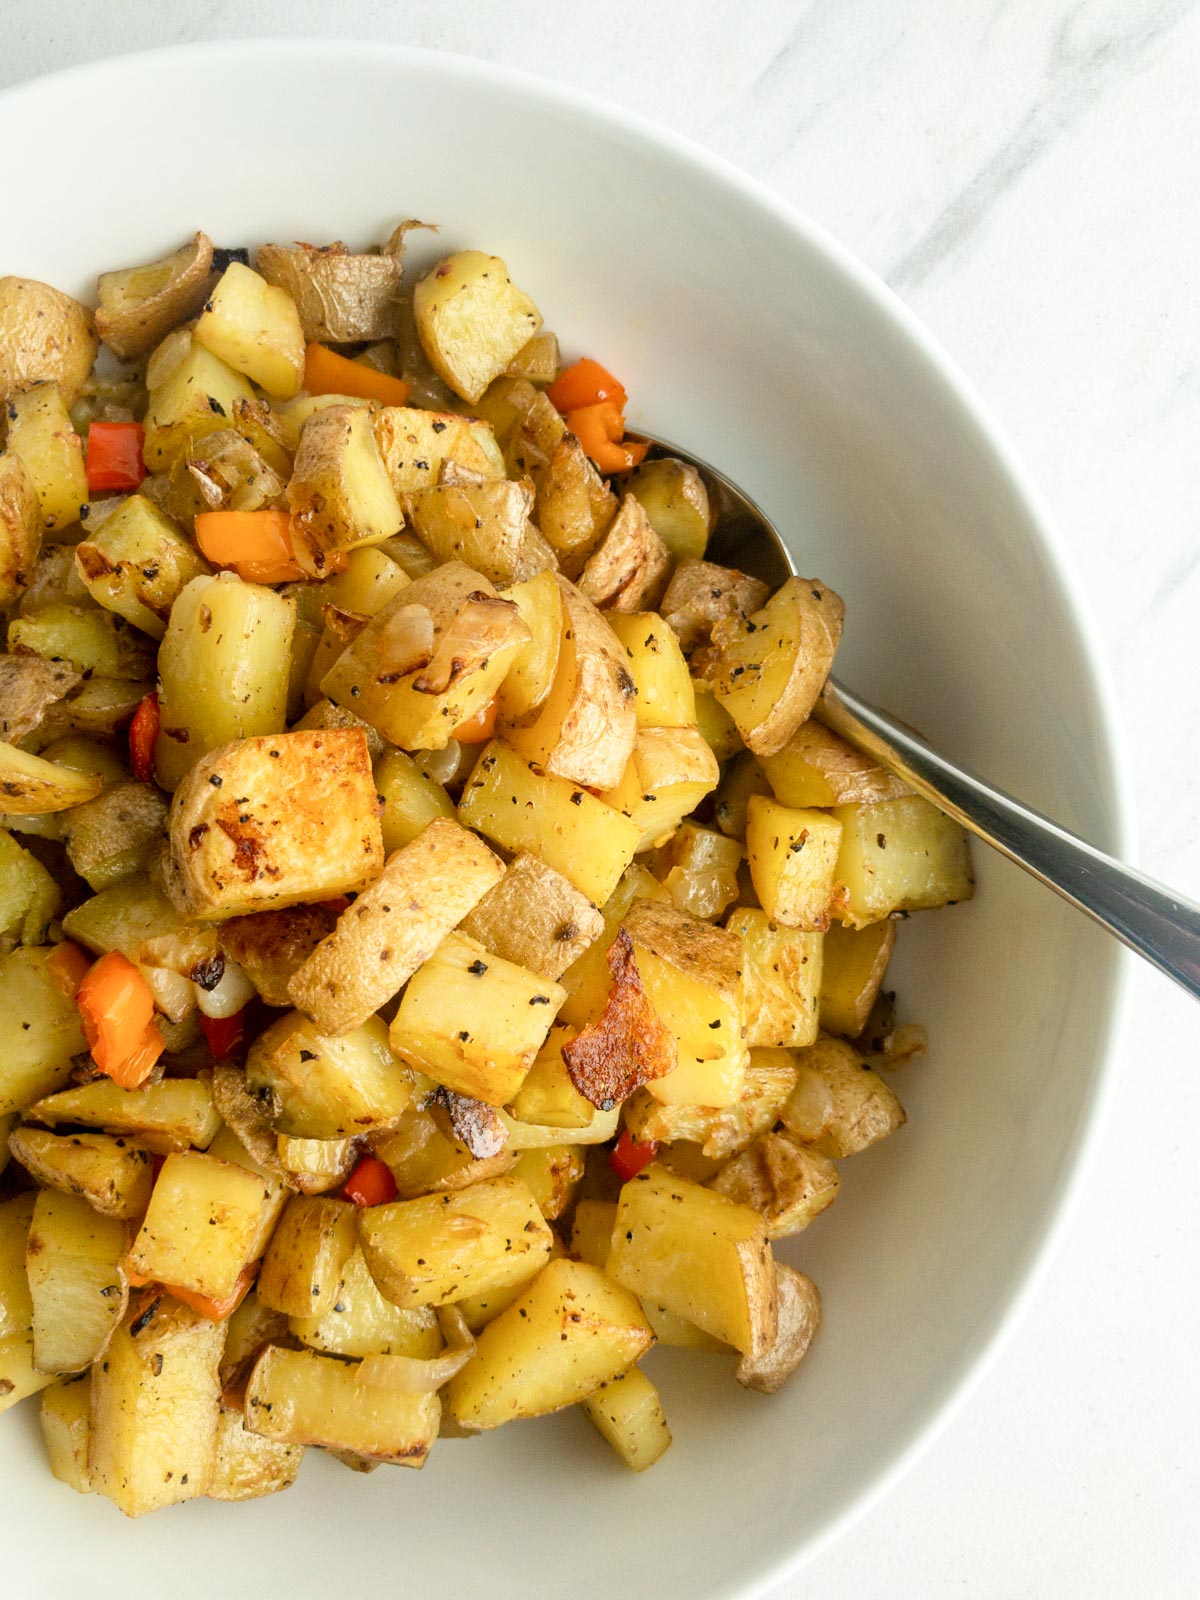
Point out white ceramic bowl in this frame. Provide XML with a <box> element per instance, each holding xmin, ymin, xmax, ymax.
<box><xmin>0</xmin><ymin>40</ymin><xmax>1130</xmax><ymax>1600</ymax></box>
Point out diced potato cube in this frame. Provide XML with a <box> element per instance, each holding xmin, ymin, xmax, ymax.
<box><xmin>0</xmin><ymin>1192</ymin><xmax>35</xmax><ymax>1339</ymax></box>
<box><xmin>0</xmin><ymin>826</ymin><xmax>61</xmax><ymax>944</ymax></box>
<box><xmin>779</xmin><ymin>1035</ymin><xmax>905</xmax><ymax>1157</ymax></box>
<box><xmin>129</xmin><ymin>1152</ymin><xmax>276</xmax><ymax>1300</ymax></box>
<box><xmin>623</xmin><ymin>900</ymin><xmax>745</xmax><ymax>1109</ymax></box>
<box><xmin>623</xmin><ymin>1046</ymin><xmax>798</xmax><ymax>1161</ymax></box>
<box><xmin>745</xmin><ymin>794</ymin><xmax>842</xmax><ymax>931</ymax></box>
<box><xmin>607</xmin><ymin>611</ymin><xmax>697</xmax><ymax>729</ymax></box>
<box><xmin>414</xmin><ymin>251</ymin><xmax>542</xmax><ymax>403</ymax></box>
<box><xmin>459</xmin><ymin>740</ymin><xmax>641</xmax><ymax>907</ymax></box>
<box><xmin>288</xmin><ymin>1248</ymin><xmax>442</xmax><ymax>1358</ymax></box>
<box><xmin>26</xmin><ymin>1190</ymin><xmax>127</xmax><ymax>1373</ymax></box>
<box><xmin>142</xmin><ymin>336</ymin><xmax>256</xmax><ymax>472</ymax></box>
<box><xmin>409</xmin><ymin>477</ymin><xmax>542</xmax><ymax>586</ymax></box>
<box><xmin>710</xmin><ymin>1131</ymin><xmax>840</xmax><ymax>1238</ymax></box>
<box><xmin>163</xmin><ymin>729</ymin><xmax>385</xmax><ymax>921</ymax></box>
<box><xmin>577</xmin><ymin>494</ymin><xmax>671</xmax><ymax>614</ymax></box>
<box><xmin>27</xmin><ymin>1074</ymin><xmax>220</xmax><ymax>1153</ymax></box>
<box><xmin>288</xmin><ymin>404</ymin><xmax>403</xmax><ymax>576</ymax></box>
<box><xmin>713</xmin><ymin>751</ymin><xmax>773</xmax><ymax>839</ymax></box>
<box><xmin>287</xmin><ymin>815</ymin><xmax>503</xmax><ymax>1037</ymax></box>
<box><xmin>833</xmin><ymin>795</ymin><xmax>974</xmax><ymax>926</ymax></box>
<box><xmin>388</xmin><ymin>931</ymin><xmax>564</xmax><ymax>1106</ymax></box>
<box><xmin>6</xmin><ymin>383</ymin><xmax>86</xmax><ymax>534</ymax></box>
<box><xmin>510</xmin><ymin>1144</ymin><xmax>584</xmax><ymax>1221</ymax></box>
<box><xmin>734</xmin><ymin>1262</ymin><xmax>822</xmax><ymax>1394</ymax></box>
<box><xmin>8</xmin><ymin>602</ymin><xmax>154</xmax><ymax>682</ymax></box>
<box><xmin>459</xmin><ymin>851</ymin><xmax>605</xmax><ymax>982</ymax></box>
<box><xmin>819</xmin><ymin>919</ymin><xmax>896</xmax><ymax>1037</ymax></box>
<box><xmin>445</xmin><ymin>1258</ymin><xmax>653</xmax><ymax>1429</ymax></box>
<box><xmin>622</xmin><ymin>457</ymin><xmax>711</xmax><ymax>563</ymax></box>
<box><xmin>602</xmin><ymin>725</ymin><xmax>719</xmax><ymax>852</ymax></box>
<box><xmin>495</xmin><ymin>568</ymin><xmax>563</xmax><ymax>726</ymax></box>
<box><xmin>74</xmin><ymin>494</ymin><xmax>211</xmax><ymax>640</ymax></box>
<box><xmin>761</xmin><ymin>719</ymin><xmax>911</xmax><ymax>808</ymax></box>
<box><xmin>375</xmin><ymin>749</ymin><xmax>455</xmax><ymax>852</ymax></box>
<box><xmin>372</xmin><ymin>406</ymin><xmax>505</xmax><ymax>493</ymax></box>
<box><xmin>275</xmin><ymin>1135</ymin><xmax>355</xmax><ymax>1194</ymax></box>
<box><xmin>0</xmin><ymin>947</ymin><xmax>87</xmax><ymax>1113</ymax></box>
<box><xmin>256</xmin><ymin>1195</ymin><xmax>359</xmax><ymax>1319</ymax></box>
<box><xmin>358</xmin><ymin>1174</ymin><xmax>552</xmax><ymax>1309</ymax></box>
<box><xmin>244</xmin><ymin>1344</ymin><xmax>439</xmax><ymax>1464</ymax></box>
<box><xmin>555</xmin><ymin>863</ymin><xmax>669</xmax><ymax>1029</ymax></box>
<box><xmin>194</xmin><ymin>261</ymin><xmax>305</xmax><ymax>398</ymax></box>
<box><xmin>373</xmin><ymin>1104</ymin><xmax>515</xmax><ymax>1200</ymax></box>
<box><xmin>694</xmin><ymin>687</ymin><xmax>743</xmax><ymax>761</ymax></box>
<box><xmin>583</xmin><ymin>1366</ymin><xmax>672</xmax><ymax>1471</ymax></box>
<box><xmin>510</xmin><ymin>1024</ymin><xmax>595</xmax><ymax>1130</ymax></box>
<box><xmin>246</xmin><ymin>1012</ymin><xmax>412</xmax><ymax>1138</ymax></box>
<box><xmin>89</xmin><ymin>1297</ymin><xmax>224</xmax><ymax>1516</ymax></box>
<box><xmin>7</xmin><ymin>1128</ymin><xmax>154</xmax><ymax>1219</ymax></box>
<box><xmin>608</xmin><ymin>1166</ymin><xmax>776</xmax><ymax>1357</ymax></box>
<box><xmin>711</xmin><ymin>577</ymin><xmax>844</xmax><ymax>757</ymax></box>
<box><xmin>40</xmin><ymin>1376</ymin><xmax>93</xmax><ymax>1493</ymax></box>
<box><xmin>726</xmin><ymin>907</ymin><xmax>822</xmax><ymax>1048</ymax></box>
<box><xmin>0</xmin><ymin>451</ymin><xmax>42</xmax><ymax>608</ymax></box>
<box><xmin>207</xmin><ymin>1407</ymin><xmax>304</xmax><ymax>1501</ymax></box>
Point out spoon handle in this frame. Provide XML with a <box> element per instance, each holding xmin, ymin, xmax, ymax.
<box><xmin>820</xmin><ymin>677</ymin><xmax>1200</xmax><ymax>1002</ymax></box>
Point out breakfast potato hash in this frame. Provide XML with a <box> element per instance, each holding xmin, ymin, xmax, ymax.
<box><xmin>0</xmin><ymin>223</ymin><xmax>972</xmax><ymax>1514</ymax></box>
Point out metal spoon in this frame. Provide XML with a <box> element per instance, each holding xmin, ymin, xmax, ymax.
<box><xmin>630</xmin><ymin>432</ymin><xmax>1200</xmax><ymax>1002</ymax></box>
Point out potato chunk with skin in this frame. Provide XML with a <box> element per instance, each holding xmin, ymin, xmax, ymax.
<box><xmin>27</xmin><ymin>1075</ymin><xmax>221</xmax><ymax>1153</ymax></box>
<box><xmin>726</xmin><ymin>907</ymin><xmax>823</xmax><ymax>1049</ymax></box>
<box><xmin>459</xmin><ymin>851</ymin><xmax>605</xmax><ymax>982</ymax></box>
<box><xmin>74</xmin><ymin>494</ymin><xmax>211</xmax><ymax>641</ymax></box>
<box><xmin>833</xmin><ymin>794</ymin><xmax>974</xmax><ymax>926</ymax></box>
<box><xmin>95</xmin><ymin>231</ymin><xmax>216</xmax><ymax>360</ymax></box>
<box><xmin>608</xmin><ymin>1166</ymin><xmax>776</xmax><ymax>1358</ymax></box>
<box><xmin>89</xmin><ymin>1297</ymin><xmax>225</xmax><ymax>1516</ymax></box>
<box><xmin>607</xmin><ymin>611</ymin><xmax>696</xmax><ymax>729</ymax></box>
<box><xmin>244</xmin><ymin>1344</ymin><xmax>439</xmax><ymax>1465</ymax></box>
<box><xmin>6</xmin><ymin>382</ymin><xmax>87</xmax><ymax>534</ymax></box>
<box><xmin>287</xmin><ymin>404</ymin><xmax>403</xmax><ymax>577</ymax></box>
<box><xmin>288</xmin><ymin>816</ymin><xmax>503</xmax><ymax>1037</ymax></box>
<box><xmin>372</xmin><ymin>407</ymin><xmax>505</xmax><ymax>493</ymax></box>
<box><xmin>8</xmin><ymin>1128</ymin><xmax>154</xmax><ymax>1219</ymax></box>
<box><xmin>194</xmin><ymin>261</ymin><xmax>305</xmax><ymax>399</ymax></box>
<box><xmin>659</xmin><ymin>559</ymin><xmax>769</xmax><ymax>656</ymax></box>
<box><xmin>40</xmin><ymin>1376</ymin><xmax>93</xmax><ymax>1493</ymax></box>
<box><xmin>710</xmin><ymin>1130</ymin><xmax>840</xmax><ymax>1239</ymax></box>
<box><xmin>163</xmin><ymin>729</ymin><xmax>384</xmax><ymax>922</ymax></box>
<box><xmin>623</xmin><ymin>1047</ymin><xmax>798</xmax><ymax>1161</ymax></box>
<box><xmin>257</xmin><ymin>1194</ymin><xmax>359</xmax><ymax>1319</ymax></box>
<box><xmin>217</xmin><ymin>902</ymin><xmax>340</xmax><ymax>1007</ymax></box>
<box><xmin>504</xmin><ymin>577</ymin><xmax>637</xmax><ymax>791</ymax></box>
<box><xmin>445</xmin><ymin>1258</ymin><xmax>653</xmax><ymax>1430</ymax></box>
<box><xmin>359</xmin><ymin>1174</ymin><xmax>553</xmax><ymax>1309</ymax></box>
<box><xmin>408</xmin><ymin>477</ymin><xmax>543</xmax><ymax>586</ymax></box>
<box><xmin>414</xmin><ymin>251</ymin><xmax>543</xmax><ymax>403</ymax></box>
<box><xmin>602</xmin><ymin>726</ymin><xmax>720</xmax><ymax>852</ymax></box>
<box><xmin>373</xmin><ymin>1105</ymin><xmax>516</xmax><ymax>1200</ymax></box>
<box><xmin>745</xmin><ymin>794</ymin><xmax>843</xmax><ymax>931</ymax></box>
<box><xmin>623</xmin><ymin>901</ymin><xmax>745</xmax><ymax>1109</ymax></box>
<box><xmin>735</xmin><ymin>1263</ymin><xmax>821</xmax><ymax>1395</ymax></box>
<box><xmin>257</xmin><ymin>239</ymin><xmax>402</xmax><ymax>344</ymax></box>
<box><xmin>458</xmin><ymin>740</ymin><xmax>641</xmax><ymax>907</ymax></box>
<box><xmin>577</xmin><ymin>494</ymin><xmax>672</xmax><ymax>613</ymax></box>
<box><xmin>0</xmin><ymin>739</ymin><xmax>103</xmax><ymax>817</ymax></box>
<box><xmin>129</xmin><ymin>1152</ymin><xmax>277</xmax><ymax>1300</ymax></box>
<box><xmin>761</xmin><ymin>720</ymin><xmax>911</xmax><ymax>809</ymax></box>
<box><xmin>623</xmin><ymin>456</ymin><xmax>712</xmax><ymax>563</ymax></box>
<box><xmin>712</xmin><ymin>577</ymin><xmax>844</xmax><ymax>755</ymax></box>
<box><xmin>496</xmin><ymin>569</ymin><xmax>563</xmax><ymax>726</ymax></box>
<box><xmin>0</xmin><ymin>276</ymin><xmax>97</xmax><ymax>406</ymax></box>
<box><xmin>207</xmin><ymin>1407</ymin><xmax>304</xmax><ymax>1503</ymax></box>
<box><xmin>289</xmin><ymin>1248</ymin><xmax>443</xmax><ymax>1358</ymax></box>
<box><xmin>583</xmin><ymin>1366</ymin><xmax>672</xmax><ymax>1472</ymax></box>
<box><xmin>246</xmin><ymin>1012</ymin><xmax>413</xmax><ymax>1138</ymax></box>
<box><xmin>389</xmin><ymin>931</ymin><xmax>565</xmax><ymax>1106</ymax></box>
<box><xmin>779</xmin><ymin>1035</ymin><xmax>905</xmax><ymax>1157</ymax></box>
<box><xmin>0</xmin><ymin>453</ymin><xmax>41</xmax><ymax>609</ymax></box>
<box><xmin>142</xmin><ymin>336</ymin><xmax>257</xmax><ymax>472</ymax></box>
<box><xmin>374</xmin><ymin>748</ymin><xmax>456</xmax><ymax>853</ymax></box>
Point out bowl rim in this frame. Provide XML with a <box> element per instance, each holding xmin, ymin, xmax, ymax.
<box><xmin>0</xmin><ymin>36</ymin><xmax>1136</xmax><ymax>1595</ymax></box>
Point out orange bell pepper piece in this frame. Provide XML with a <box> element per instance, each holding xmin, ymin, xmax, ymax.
<box><xmin>565</xmin><ymin>401</ymin><xmax>648</xmax><ymax>475</ymax></box>
<box><xmin>547</xmin><ymin>358</ymin><xmax>628</xmax><ymax>414</ymax></box>
<box><xmin>304</xmin><ymin>344</ymin><xmax>412</xmax><ymax>406</ymax></box>
<box><xmin>45</xmin><ymin>941</ymin><xmax>93</xmax><ymax>1001</ymax></box>
<box><xmin>76</xmin><ymin>951</ymin><xmax>164</xmax><ymax>1088</ymax></box>
<box><xmin>194</xmin><ymin>508</ymin><xmax>306</xmax><ymax>584</ymax></box>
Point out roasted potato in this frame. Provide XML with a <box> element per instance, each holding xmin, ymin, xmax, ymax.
<box><xmin>5</xmin><ymin>382</ymin><xmax>87</xmax><ymax>534</ymax></box>
<box><xmin>577</xmin><ymin>494</ymin><xmax>671</xmax><ymax>613</ymax></box>
<box><xmin>761</xmin><ymin>719</ymin><xmax>912</xmax><ymax>808</ymax></box>
<box><xmin>216</xmin><ymin>902</ymin><xmax>340</xmax><ymax>1007</ymax></box>
<box><xmin>26</xmin><ymin>1074</ymin><xmax>220</xmax><ymax>1153</ymax></box>
<box><xmin>833</xmin><ymin>794</ymin><xmax>974</xmax><ymax>926</ymax></box>
<box><xmin>744</xmin><ymin>794</ymin><xmax>843</xmax><ymax>931</ymax></box>
<box><xmin>288</xmin><ymin>1247</ymin><xmax>442</xmax><ymax>1358</ymax></box>
<box><xmin>94</xmin><ymin>232</ymin><xmax>216</xmax><ymax>360</ymax></box>
<box><xmin>194</xmin><ymin>261</ymin><xmax>305</xmax><ymax>399</ymax></box>
<box><xmin>256</xmin><ymin>1194</ymin><xmax>358</xmax><ymax>1319</ymax></box>
<box><xmin>659</xmin><ymin>558</ymin><xmax>768</xmax><ymax>656</ymax></box>
<box><xmin>583</xmin><ymin>1365</ymin><xmax>672</xmax><ymax>1471</ymax></box>
<box><xmin>207</xmin><ymin>1408</ymin><xmax>304</xmax><ymax>1502</ymax></box>
<box><xmin>0</xmin><ymin>947</ymin><xmax>88</xmax><ymax>1114</ymax></box>
<box><xmin>622</xmin><ymin>457</ymin><xmax>711</xmax><ymax>563</ymax></box>
<box><xmin>0</xmin><ymin>826</ymin><xmax>61</xmax><ymax>944</ymax></box>
<box><xmin>414</xmin><ymin>251</ymin><xmax>542</xmax><ymax>403</ymax></box>
<box><xmin>287</xmin><ymin>403</ymin><xmax>403</xmax><ymax>575</ymax></box>
<box><xmin>245</xmin><ymin>1011</ymin><xmax>413</xmax><ymax>1139</ymax></box>
<box><xmin>26</xmin><ymin>1190</ymin><xmax>128</xmax><ymax>1374</ymax></box>
<box><xmin>819</xmin><ymin>918</ymin><xmax>896</xmax><ymax>1037</ymax></box>
<box><xmin>372</xmin><ymin>1104</ymin><xmax>516</xmax><ymax>1200</ymax></box>
<box><xmin>257</xmin><ymin>238</ymin><xmax>403</xmax><ymax>343</ymax></box>
<box><xmin>0</xmin><ymin>277</ymin><xmax>97</xmax><ymax>406</ymax></box>
<box><xmin>779</xmin><ymin>1035</ymin><xmax>905</xmax><ymax>1157</ymax></box>
<box><xmin>607</xmin><ymin>610</ymin><xmax>696</xmax><ymax>729</ymax></box>
<box><xmin>75</xmin><ymin>495</ymin><xmax>211</xmax><ymax>641</ymax></box>
<box><xmin>459</xmin><ymin>851</ymin><xmax>605</xmax><ymax>982</ymax></box>
<box><xmin>0</xmin><ymin>452</ymin><xmax>42</xmax><ymax>608</ymax></box>
<box><xmin>602</xmin><ymin>726</ymin><xmax>720</xmax><ymax>852</ymax></box>
<box><xmin>726</xmin><ymin>906</ymin><xmax>823</xmax><ymax>1048</ymax></box>
<box><xmin>142</xmin><ymin>334</ymin><xmax>256</xmax><ymax>472</ymax></box>
<box><xmin>128</xmin><ymin>1152</ymin><xmax>279</xmax><ymax>1300</ymax></box>
<box><xmin>372</xmin><ymin>406</ymin><xmax>505</xmax><ymax>493</ymax></box>
<box><xmin>734</xmin><ymin>1263</ymin><xmax>821</xmax><ymax>1394</ymax></box>
<box><xmin>408</xmin><ymin>476</ymin><xmax>549</xmax><ymax>586</ymax></box>
<box><xmin>710</xmin><ymin>1130</ymin><xmax>840</xmax><ymax>1239</ymax></box>
<box><xmin>39</xmin><ymin>1376</ymin><xmax>93</xmax><ymax>1493</ymax></box>
<box><xmin>60</xmin><ymin>779</ymin><xmax>168</xmax><ymax>890</ymax></box>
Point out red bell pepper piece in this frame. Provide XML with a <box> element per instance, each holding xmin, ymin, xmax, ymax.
<box><xmin>609</xmin><ymin>1129</ymin><xmax>659</xmax><ymax>1183</ymax></box>
<box><xmin>86</xmin><ymin>421</ymin><xmax>146</xmax><ymax>494</ymax></box>
<box><xmin>200</xmin><ymin>1009</ymin><xmax>245</xmax><ymax>1062</ymax></box>
<box><xmin>342</xmin><ymin>1154</ymin><xmax>398</xmax><ymax>1208</ymax></box>
<box><xmin>128</xmin><ymin>692</ymin><xmax>159</xmax><ymax>784</ymax></box>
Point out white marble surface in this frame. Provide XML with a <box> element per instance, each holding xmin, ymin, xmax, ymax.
<box><xmin>3</xmin><ymin>1</ymin><xmax>1199</xmax><ymax>1593</ymax></box>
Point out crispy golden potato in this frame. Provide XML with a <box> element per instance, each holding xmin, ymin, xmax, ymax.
<box><xmin>504</xmin><ymin>577</ymin><xmax>638</xmax><ymax>791</ymax></box>
<box><xmin>414</xmin><ymin>250</ymin><xmax>542</xmax><ymax>403</ymax></box>
<box><xmin>624</xmin><ymin>1047</ymin><xmax>798</xmax><ymax>1161</ymax></box>
<box><xmin>94</xmin><ymin>232</ymin><xmax>216</xmax><ymax>360</ymax></box>
<box><xmin>833</xmin><ymin>795</ymin><xmax>974</xmax><ymax>926</ymax></box>
<box><xmin>583</xmin><ymin>1365</ymin><xmax>672</xmax><ymax>1471</ymax></box>
<box><xmin>761</xmin><ymin>719</ymin><xmax>911</xmax><ymax>808</ymax></box>
<box><xmin>734</xmin><ymin>1263</ymin><xmax>821</xmax><ymax>1394</ymax></box>
<box><xmin>561</xmin><ymin>929</ymin><xmax>674</xmax><ymax>1110</ymax></box>
<box><xmin>0</xmin><ymin>453</ymin><xmax>42</xmax><ymax>609</ymax></box>
<box><xmin>577</xmin><ymin>494</ymin><xmax>672</xmax><ymax>613</ymax></box>
<box><xmin>0</xmin><ymin>276</ymin><xmax>97</xmax><ymax>406</ymax></box>
<box><xmin>129</xmin><ymin>1152</ymin><xmax>277</xmax><ymax>1300</ymax></box>
<box><xmin>288</xmin><ymin>816</ymin><xmax>503</xmax><ymax>1037</ymax></box>
<box><xmin>256</xmin><ymin>1194</ymin><xmax>359</xmax><ymax>1319</ymax></box>
<box><xmin>711</xmin><ymin>577</ymin><xmax>844</xmax><ymax>756</ymax></box>
<box><xmin>287</xmin><ymin>403</ymin><xmax>403</xmax><ymax>576</ymax></box>
<box><xmin>245</xmin><ymin>1011</ymin><xmax>413</xmax><ymax>1139</ymax></box>
<box><xmin>710</xmin><ymin>1130</ymin><xmax>840</xmax><ymax>1239</ymax></box>
<box><xmin>257</xmin><ymin>239</ymin><xmax>403</xmax><ymax>343</ymax></box>
<box><xmin>779</xmin><ymin>1035</ymin><xmax>905</xmax><ymax>1157</ymax></box>
<box><xmin>659</xmin><ymin>558</ymin><xmax>769</xmax><ymax>656</ymax></box>
<box><xmin>458</xmin><ymin>851</ymin><xmax>605</xmax><ymax>982</ymax></box>
<box><xmin>819</xmin><ymin>919</ymin><xmax>896</xmax><ymax>1037</ymax></box>
<box><xmin>26</xmin><ymin>1191</ymin><xmax>128</xmax><ymax>1374</ymax></box>
<box><xmin>217</xmin><ymin>903</ymin><xmax>340</xmax><ymax>1007</ymax></box>
<box><xmin>744</xmin><ymin>794</ymin><xmax>843</xmax><ymax>931</ymax></box>
<box><xmin>164</xmin><ymin>729</ymin><xmax>384</xmax><ymax>921</ymax></box>
<box><xmin>194</xmin><ymin>261</ymin><xmax>305</xmax><ymax>399</ymax></box>
<box><xmin>408</xmin><ymin>477</ymin><xmax>549</xmax><ymax>586</ymax></box>
<box><xmin>726</xmin><ymin>907</ymin><xmax>823</xmax><ymax>1049</ymax></box>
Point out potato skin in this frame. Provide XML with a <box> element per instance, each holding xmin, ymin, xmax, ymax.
<box><xmin>0</xmin><ymin>277</ymin><xmax>97</xmax><ymax>406</ymax></box>
<box><xmin>257</xmin><ymin>242</ymin><xmax>402</xmax><ymax>343</ymax></box>
<box><xmin>94</xmin><ymin>233</ymin><xmax>216</xmax><ymax>360</ymax></box>
<box><xmin>164</xmin><ymin>729</ymin><xmax>385</xmax><ymax>921</ymax></box>
<box><xmin>0</xmin><ymin>454</ymin><xmax>41</xmax><ymax>610</ymax></box>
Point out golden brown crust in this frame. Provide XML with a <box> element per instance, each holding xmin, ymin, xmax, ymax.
<box><xmin>562</xmin><ymin>930</ymin><xmax>675</xmax><ymax>1109</ymax></box>
<box><xmin>0</xmin><ymin>276</ymin><xmax>98</xmax><ymax>405</ymax></box>
<box><xmin>428</xmin><ymin>1088</ymin><xmax>508</xmax><ymax>1160</ymax></box>
<box><xmin>217</xmin><ymin>904</ymin><xmax>342</xmax><ymax>1006</ymax></box>
<box><xmin>95</xmin><ymin>233</ymin><xmax>216</xmax><ymax>361</ymax></box>
<box><xmin>577</xmin><ymin>494</ymin><xmax>672</xmax><ymax>613</ymax></box>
